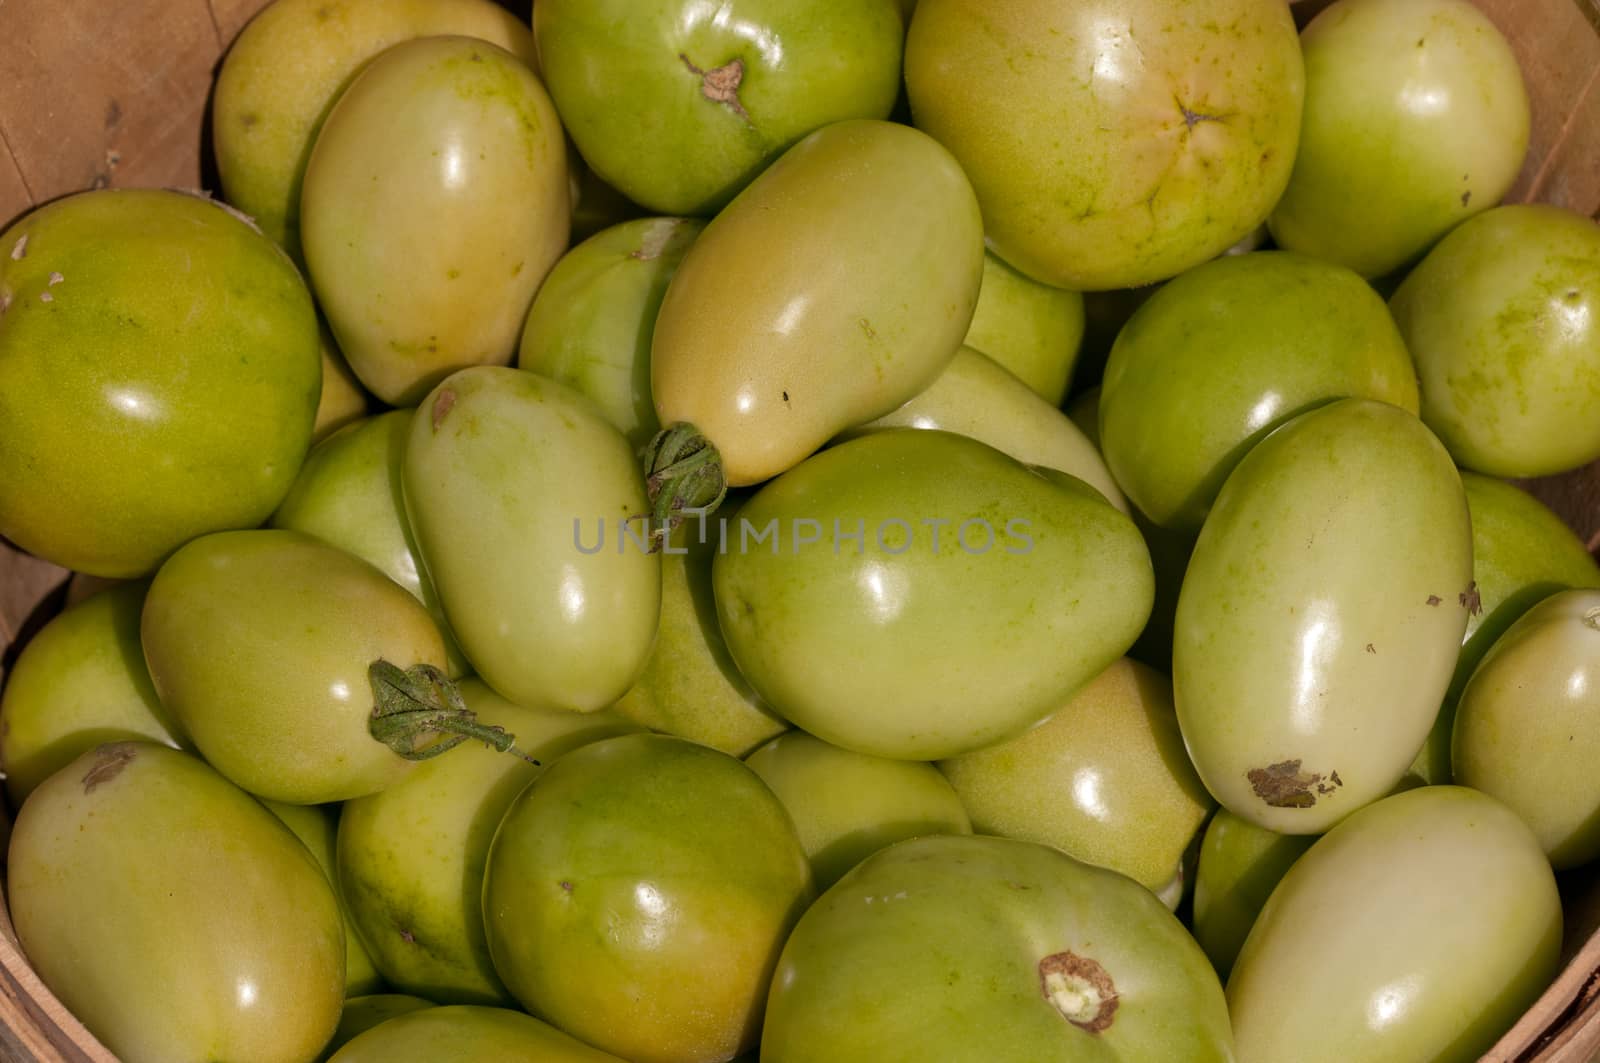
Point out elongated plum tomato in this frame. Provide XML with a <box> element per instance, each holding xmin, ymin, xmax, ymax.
<box><xmin>0</xmin><ymin>189</ymin><xmax>319</xmax><ymax>577</ymax></box>
<box><xmin>646</xmin><ymin>119</ymin><xmax>983</xmax><ymax>519</ymax></box>
<box><xmin>713</xmin><ymin>429</ymin><xmax>1152</xmax><ymax>760</ymax></box>
<box><xmin>141</xmin><ymin>528</ymin><xmax>447</xmax><ymax>803</ymax></box>
<box><xmin>762</xmin><ymin>834</ymin><xmax>1233</xmax><ymax>1061</ymax></box>
<box><xmin>7</xmin><ymin>743</ymin><xmax>344</xmax><ymax>1063</ymax></box>
<box><xmin>301</xmin><ymin>36</ymin><xmax>569</xmax><ymax>405</ymax></box>
<box><xmin>482</xmin><ymin>733</ymin><xmax>815</xmax><ymax>1063</ymax></box>
<box><xmin>1453</xmin><ymin>590</ymin><xmax>1600</xmax><ymax>868</ymax></box>
<box><xmin>1228</xmin><ymin>787</ymin><xmax>1560</xmax><ymax>1063</ymax></box>
<box><xmin>403</xmin><ymin>367</ymin><xmax>660</xmax><ymax>713</ymax></box>
<box><xmin>1174</xmin><ymin>399</ymin><xmax>1471</xmax><ymax>833</ymax></box>
<box><xmin>329</xmin><ymin>1005</ymin><xmax>624</xmax><ymax>1063</ymax></box>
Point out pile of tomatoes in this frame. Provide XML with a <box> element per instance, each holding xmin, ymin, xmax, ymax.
<box><xmin>1</xmin><ymin>0</ymin><xmax>1599</xmax><ymax>1060</ymax></box>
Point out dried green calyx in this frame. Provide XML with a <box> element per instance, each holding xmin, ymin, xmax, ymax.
<box><xmin>368</xmin><ymin>660</ymin><xmax>538</xmax><ymax>765</ymax></box>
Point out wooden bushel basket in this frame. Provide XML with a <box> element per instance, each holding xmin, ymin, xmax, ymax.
<box><xmin>1</xmin><ymin>0</ymin><xmax>1599</xmax><ymax>1059</ymax></box>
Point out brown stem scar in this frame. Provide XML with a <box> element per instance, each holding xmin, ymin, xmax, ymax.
<box><xmin>1039</xmin><ymin>952</ymin><xmax>1118</xmax><ymax>1033</ymax></box>
<box><xmin>1247</xmin><ymin>759</ymin><xmax>1342</xmax><ymax>808</ymax></box>
<box><xmin>82</xmin><ymin>744</ymin><xmax>137</xmax><ymax>793</ymax></box>
<box><xmin>431</xmin><ymin>388</ymin><xmax>457</xmax><ymax>431</ymax></box>
<box><xmin>680</xmin><ymin>53</ymin><xmax>752</xmax><ymax>124</ymax></box>
<box><xmin>10</xmin><ymin>234</ymin><xmax>27</xmax><ymax>260</ymax></box>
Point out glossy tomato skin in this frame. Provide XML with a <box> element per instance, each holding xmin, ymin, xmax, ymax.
<box><xmin>8</xmin><ymin>743</ymin><xmax>345</xmax><ymax>1063</ymax></box>
<box><xmin>534</xmin><ymin>0</ymin><xmax>904</xmax><ymax>215</ymax></box>
<box><xmin>1191</xmin><ymin>810</ymin><xmax>1314</xmax><ymax>979</ymax></box>
<box><xmin>961</xmin><ymin>252</ymin><xmax>1085</xmax><ymax>406</ymax></box>
<box><xmin>0</xmin><ymin>582</ymin><xmax>184</xmax><ymax>806</ymax></box>
<box><xmin>1454</xmin><ymin>590</ymin><xmax>1600</xmax><ymax>868</ymax></box>
<box><xmin>763</xmin><ymin>834</ymin><xmax>1233</xmax><ymax>1062</ymax></box>
<box><xmin>482</xmin><ymin>733</ymin><xmax>814</xmax><ymax>1063</ymax></box>
<box><xmin>1175</xmin><ymin>399</ymin><xmax>1471</xmax><ymax>834</ymax></box>
<box><xmin>1228</xmin><ymin>787</ymin><xmax>1561</xmax><ymax>1063</ymax></box>
<box><xmin>403</xmin><ymin>367</ymin><xmax>660</xmax><ymax>713</ymax></box>
<box><xmin>141</xmin><ymin>529</ymin><xmax>446</xmax><ymax>803</ymax></box>
<box><xmin>714</xmin><ymin>430</ymin><xmax>1152</xmax><ymax>760</ymax></box>
<box><xmin>0</xmin><ymin>189</ymin><xmax>319</xmax><ymax>577</ymax></box>
<box><xmin>651</xmin><ymin>119</ymin><xmax>983</xmax><ymax>486</ymax></box>
<box><xmin>301</xmin><ymin>36</ymin><xmax>569</xmax><ymax>405</ymax></box>
<box><xmin>328</xmin><ymin>1005</ymin><xmax>625</xmax><ymax>1063</ymax></box>
<box><xmin>1270</xmin><ymin>0</ymin><xmax>1529</xmax><ymax>278</ymax></box>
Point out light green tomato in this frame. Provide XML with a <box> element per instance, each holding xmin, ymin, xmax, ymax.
<box><xmin>0</xmin><ymin>582</ymin><xmax>183</xmax><ymax>806</ymax></box>
<box><xmin>1406</xmin><ymin>472</ymin><xmax>1600</xmax><ymax>786</ymax></box>
<box><xmin>763</xmin><ymin>834</ymin><xmax>1232</xmax><ymax>1061</ymax></box>
<box><xmin>1066</xmin><ymin>387</ymin><xmax>1101</xmax><ymax>448</ymax></box>
<box><xmin>0</xmin><ymin>189</ymin><xmax>319</xmax><ymax>577</ymax></box>
<box><xmin>213</xmin><ymin>0</ymin><xmax>536</xmax><ymax>261</ymax></box>
<box><xmin>962</xmin><ymin>252</ymin><xmax>1085</xmax><ymax>405</ymax></box>
<box><xmin>1392</xmin><ymin>204</ymin><xmax>1600</xmax><ymax>477</ymax></box>
<box><xmin>272</xmin><ymin>410</ymin><xmax>467</xmax><ymax>677</ymax></box>
<box><xmin>322</xmin><ymin>996</ymin><xmax>434</xmax><ymax>1060</ymax></box>
<box><xmin>7</xmin><ymin>743</ymin><xmax>344</xmax><ymax>1063</ymax></box>
<box><xmin>261</xmin><ymin>800</ymin><xmax>384</xmax><ymax>997</ymax></box>
<box><xmin>1454</xmin><ymin>590</ymin><xmax>1600</xmax><ymax>868</ymax></box>
<box><xmin>1191</xmin><ymin>810</ymin><xmax>1314</xmax><ymax>979</ymax></box>
<box><xmin>1269</xmin><ymin>0</ymin><xmax>1529</xmax><ymax>278</ymax></box>
<box><xmin>746</xmin><ymin>732</ymin><xmax>971</xmax><ymax>889</ymax></box>
<box><xmin>302</xmin><ymin>37</ymin><xmax>569</xmax><ymax>405</ymax></box>
<box><xmin>1100</xmin><ymin>251</ymin><xmax>1419</xmax><ymax>531</ymax></box>
<box><xmin>329</xmin><ymin>1005</ymin><xmax>624</xmax><ymax>1063</ymax></box>
<box><xmin>848</xmin><ymin>346</ymin><xmax>1127</xmax><ymax>514</ymax></box>
<box><xmin>337</xmin><ymin>679</ymin><xmax>636</xmax><ymax>1003</ymax></box>
<box><xmin>517</xmin><ymin>217</ymin><xmax>703</xmax><ymax>451</ymax></box>
<box><xmin>652</xmin><ymin>119</ymin><xmax>983</xmax><ymax>487</ymax></box>
<box><xmin>939</xmin><ymin>658</ymin><xmax>1212</xmax><ymax>899</ymax></box>
<box><xmin>1228</xmin><ymin>786</ymin><xmax>1561</xmax><ymax>1063</ymax></box>
<box><xmin>612</xmin><ymin>514</ymin><xmax>788</xmax><ymax>757</ymax></box>
<box><xmin>534</xmin><ymin>0</ymin><xmax>903</xmax><ymax>215</ymax></box>
<box><xmin>142</xmin><ymin>529</ymin><xmax>446</xmax><ymax>803</ymax></box>
<box><xmin>483</xmin><ymin>734</ymin><xmax>815</xmax><ymax>1063</ymax></box>
<box><xmin>403</xmin><ymin>367</ymin><xmax>660</xmax><ymax>713</ymax></box>
<box><xmin>1175</xmin><ymin>399</ymin><xmax>1472</xmax><ymax>834</ymax></box>
<box><xmin>905</xmin><ymin>0</ymin><xmax>1303</xmax><ymax>290</ymax></box>
<box><xmin>715</xmin><ymin>430</ymin><xmax>1153</xmax><ymax>760</ymax></box>
<box><xmin>314</xmin><ymin>327</ymin><xmax>371</xmax><ymax>443</ymax></box>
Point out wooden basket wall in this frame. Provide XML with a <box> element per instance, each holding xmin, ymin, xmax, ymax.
<box><xmin>1</xmin><ymin>0</ymin><xmax>1599</xmax><ymax>1059</ymax></box>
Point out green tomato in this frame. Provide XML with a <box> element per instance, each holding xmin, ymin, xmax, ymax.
<box><xmin>1100</xmin><ymin>251</ymin><xmax>1419</xmax><ymax>531</ymax></box>
<box><xmin>302</xmin><ymin>36</ymin><xmax>569</xmax><ymax>405</ymax></box>
<box><xmin>939</xmin><ymin>658</ymin><xmax>1212</xmax><ymax>898</ymax></box>
<box><xmin>1228</xmin><ymin>786</ymin><xmax>1561</xmax><ymax>1063</ymax></box>
<box><xmin>517</xmin><ymin>217</ymin><xmax>703</xmax><ymax>451</ymax></box>
<box><xmin>314</xmin><ymin>326</ymin><xmax>371</xmax><ymax>443</ymax></box>
<box><xmin>338</xmin><ymin>679</ymin><xmax>636</xmax><ymax>1003</ymax></box>
<box><xmin>8</xmin><ymin>743</ymin><xmax>344</xmax><ymax>1063</ymax></box>
<box><xmin>142</xmin><ymin>529</ymin><xmax>447</xmax><ymax>803</ymax></box>
<box><xmin>746</xmin><ymin>731</ymin><xmax>971</xmax><ymax>889</ymax></box>
<box><xmin>763</xmin><ymin>834</ymin><xmax>1232</xmax><ymax>1061</ymax></box>
<box><xmin>213</xmin><ymin>0</ymin><xmax>537</xmax><ymax>261</ymax></box>
<box><xmin>482</xmin><ymin>733</ymin><xmax>815</xmax><ymax>1063</ymax></box>
<box><xmin>850</xmin><ymin>346</ymin><xmax>1128</xmax><ymax>514</ymax></box>
<box><xmin>261</xmin><ymin>800</ymin><xmax>384</xmax><ymax>997</ymax></box>
<box><xmin>534</xmin><ymin>0</ymin><xmax>903</xmax><ymax>215</ymax></box>
<box><xmin>962</xmin><ymin>252</ymin><xmax>1085</xmax><ymax>405</ymax></box>
<box><xmin>1175</xmin><ymin>399</ymin><xmax>1472</xmax><ymax>833</ymax></box>
<box><xmin>1391</xmin><ymin>204</ymin><xmax>1600</xmax><ymax>477</ymax></box>
<box><xmin>322</xmin><ymin>996</ymin><xmax>434</xmax><ymax>1061</ymax></box>
<box><xmin>403</xmin><ymin>367</ymin><xmax>660</xmax><ymax>713</ymax></box>
<box><xmin>1191</xmin><ymin>810</ymin><xmax>1314</xmax><ymax>979</ymax></box>
<box><xmin>0</xmin><ymin>582</ymin><xmax>183</xmax><ymax>806</ymax></box>
<box><xmin>1269</xmin><ymin>0</ymin><xmax>1529</xmax><ymax>278</ymax></box>
<box><xmin>0</xmin><ymin>189</ymin><xmax>318</xmax><ymax>577</ymax></box>
<box><xmin>905</xmin><ymin>0</ymin><xmax>1303</xmax><ymax>290</ymax></box>
<box><xmin>328</xmin><ymin>1005</ymin><xmax>623</xmax><ymax>1063</ymax></box>
<box><xmin>612</xmin><ymin>515</ymin><xmax>788</xmax><ymax>757</ymax></box>
<box><xmin>1406</xmin><ymin>472</ymin><xmax>1600</xmax><ymax>786</ymax></box>
<box><xmin>1454</xmin><ymin>590</ymin><xmax>1600</xmax><ymax>868</ymax></box>
<box><xmin>1066</xmin><ymin>387</ymin><xmax>1101</xmax><ymax>448</ymax></box>
<box><xmin>272</xmin><ymin>410</ymin><xmax>467</xmax><ymax>676</ymax></box>
<box><xmin>714</xmin><ymin>430</ymin><xmax>1153</xmax><ymax>760</ymax></box>
<box><xmin>651</xmin><ymin>119</ymin><xmax>983</xmax><ymax>487</ymax></box>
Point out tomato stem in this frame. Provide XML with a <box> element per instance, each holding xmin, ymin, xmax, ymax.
<box><xmin>641</xmin><ymin>422</ymin><xmax>727</xmax><ymax>548</ymax></box>
<box><xmin>367</xmin><ymin>660</ymin><xmax>540</xmax><ymax>765</ymax></box>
